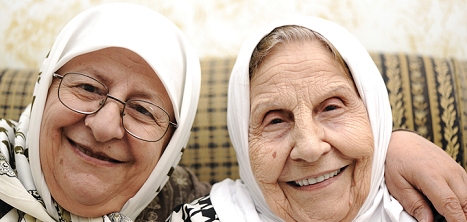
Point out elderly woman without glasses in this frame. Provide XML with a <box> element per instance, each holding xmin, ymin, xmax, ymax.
<box><xmin>168</xmin><ymin>17</ymin><xmax>467</xmax><ymax>222</ymax></box>
<box><xmin>0</xmin><ymin>3</ymin><xmax>208</xmax><ymax>221</ymax></box>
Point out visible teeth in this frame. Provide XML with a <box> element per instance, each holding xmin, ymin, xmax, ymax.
<box><xmin>316</xmin><ymin>175</ymin><xmax>324</xmax><ymax>182</ymax></box>
<box><xmin>308</xmin><ymin>177</ymin><xmax>316</xmax><ymax>184</ymax></box>
<box><xmin>77</xmin><ymin>144</ymin><xmax>111</xmax><ymax>162</ymax></box>
<box><xmin>294</xmin><ymin>168</ymin><xmax>342</xmax><ymax>187</ymax></box>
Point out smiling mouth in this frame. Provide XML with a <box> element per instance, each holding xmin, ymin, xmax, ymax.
<box><xmin>69</xmin><ymin>139</ymin><xmax>122</xmax><ymax>163</ymax></box>
<box><xmin>289</xmin><ymin>166</ymin><xmax>347</xmax><ymax>187</ymax></box>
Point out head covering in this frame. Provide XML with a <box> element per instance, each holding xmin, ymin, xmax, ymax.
<box><xmin>0</xmin><ymin>3</ymin><xmax>200</xmax><ymax>221</ymax></box>
<box><xmin>210</xmin><ymin>16</ymin><xmax>415</xmax><ymax>222</ymax></box>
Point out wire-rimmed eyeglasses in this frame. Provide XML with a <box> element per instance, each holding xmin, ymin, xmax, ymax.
<box><xmin>53</xmin><ymin>72</ymin><xmax>177</xmax><ymax>142</ymax></box>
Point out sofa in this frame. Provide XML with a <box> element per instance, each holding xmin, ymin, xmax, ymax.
<box><xmin>1</xmin><ymin>53</ymin><xmax>466</xmax><ymax>186</ymax></box>
<box><xmin>0</xmin><ymin>53</ymin><xmax>467</xmax><ymax>184</ymax></box>
<box><xmin>1</xmin><ymin>53</ymin><xmax>466</xmax><ymax>221</ymax></box>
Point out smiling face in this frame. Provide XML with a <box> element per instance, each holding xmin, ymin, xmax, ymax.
<box><xmin>39</xmin><ymin>47</ymin><xmax>175</xmax><ymax>217</ymax></box>
<box><xmin>248</xmin><ymin>40</ymin><xmax>374</xmax><ymax>221</ymax></box>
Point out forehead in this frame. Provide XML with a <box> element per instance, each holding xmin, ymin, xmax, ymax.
<box><xmin>60</xmin><ymin>47</ymin><xmax>150</xmax><ymax>73</ymax></box>
<box><xmin>251</xmin><ymin>41</ymin><xmax>353</xmax><ymax>92</ymax></box>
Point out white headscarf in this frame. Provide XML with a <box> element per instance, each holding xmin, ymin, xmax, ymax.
<box><xmin>0</xmin><ymin>3</ymin><xmax>200</xmax><ymax>221</ymax></box>
<box><xmin>210</xmin><ymin>16</ymin><xmax>415</xmax><ymax>222</ymax></box>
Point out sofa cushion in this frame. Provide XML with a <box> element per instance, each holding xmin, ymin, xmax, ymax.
<box><xmin>370</xmin><ymin>53</ymin><xmax>467</xmax><ymax>168</ymax></box>
<box><xmin>0</xmin><ymin>69</ymin><xmax>36</xmax><ymax>119</ymax></box>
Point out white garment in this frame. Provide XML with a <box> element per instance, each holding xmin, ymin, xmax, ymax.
<box><xmin>0</xmin><ymin>3</ymin><xmax>200</xmax><ymax>221</ymax></box>
<box><xmin>211</xmin><ymin>16</ymin><xmax>415</xmax><ymax>222</ymax></box>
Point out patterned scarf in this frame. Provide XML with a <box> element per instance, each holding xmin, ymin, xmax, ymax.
<box><xmin>0</xmin><ymin>3</ymin><xmax>200</xmax><ymax>221</ymax></box>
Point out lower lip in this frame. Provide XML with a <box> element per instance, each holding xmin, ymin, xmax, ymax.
<box><xmin>68</xmin><ymin>139</ymin><xmax>117</xmax><ymax>167</ymax></box>
<box><xmin>292</xmin><ymin>167</ymin><xmax>346</xmax><ymax>191</ymax></box>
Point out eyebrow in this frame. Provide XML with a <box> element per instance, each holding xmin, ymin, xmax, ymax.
<box><xmin>77</xmin><ymin>68</ymin><xmax>111</xmax><ymax>83</ymax></box>
<box><xmin>77</xmin><ymin>68</ymin><xmax>166</xmax><ymax>105</ymax></box>
<box><xmin>317</xmin><ymin>84</ymin><xmax>356</xmax><ymax>101</ymax></box>
<box><xmin>250</xmin><ymin>84</ymin><xmax>356</xmax><ymax>113</ymax></box>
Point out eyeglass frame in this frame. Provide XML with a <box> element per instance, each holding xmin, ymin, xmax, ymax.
<box><xmin>52</xmin><ymin>72</ymin><xmax>177</xmax><ymax>142</ymax></box>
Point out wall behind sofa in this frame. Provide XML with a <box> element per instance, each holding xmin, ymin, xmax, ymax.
<box><xmin>1</xmin><ymin>0</ymin><xmax>466</xmax><ymax>70</ymax></box>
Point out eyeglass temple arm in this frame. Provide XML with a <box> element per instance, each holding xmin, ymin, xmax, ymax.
<box><xmin>53</xmin><ymin>73</ymin><xmax>64</xmax><ymax>79</ymax></box>
<box><xmin>169</xmin><ymin>122</ymin><xmax>178</xmax><ymax>129</ymax></box>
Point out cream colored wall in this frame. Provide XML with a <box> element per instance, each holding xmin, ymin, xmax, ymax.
<box><xmin>1</xmin><ymin>0</ymin><xmax>466</xmax><ymax>70</ymax></box>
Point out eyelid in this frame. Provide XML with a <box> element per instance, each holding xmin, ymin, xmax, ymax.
<box><xmin>318</xmin><ymin>97</ymin><xmax>345</xmax><ymax>112</ymax></box>
<box><xmin>250</xmin><ymin>102</ymin><xmax>279</xmax><ymax>123</ymax></box>
<box><xmin>264</xmin><ymin>109</ymin><xmax>294</xmax><ymax>126</ymax></box>
<box><xmin>263</xmin><ymin>110</ymin><xmax>283</xmax><ymax>125</ymax></box>
<box><xmin>327</xmin><ymin>96</ymin><xmax>344</xmax><ymax>104</ymax></box>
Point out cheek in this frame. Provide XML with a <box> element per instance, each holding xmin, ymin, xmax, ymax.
<box><xmin>40</xmin><ymin>99</ymin><xmax>81</xmax><ymax>142</ymax></box>
<box><xmin>249</xmin><ymin>132</ymin><xmax>290</xmax><ymax>185</ymax></box>
<box><xmin>344</xmin><ymin>119</ymin><xmax>373</xmax><ymax>157</ymax></box>
<box><xmin>131</xmin><ymin>141</ymin><xmax>164</xmax><ymax>174</ymax></box>
<box><xmin>329</xmin><ymin>107</ymin><xmax>374</xmax><ymax>158</ymax></box>
<box><xmin>39</xmin><ymin>91</ymin><xmax>84</xmax><ymax>166</ymax></box>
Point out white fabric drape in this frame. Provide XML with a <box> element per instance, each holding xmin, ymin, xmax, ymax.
<box><xmin>0</xmin><ymin>3</ymin><xmax>200</xmax><ymax>221</ymax></box>
<box><xmin>211</xmin><ymin>16</ymin><xmax>415</xmax><ymax>222</ymax></box>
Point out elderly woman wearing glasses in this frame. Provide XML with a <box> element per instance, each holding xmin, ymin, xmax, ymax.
<box><xmin>0</xmin><ymin>3</ymin><xmax>205</xmax><ymax>221</ymax></box>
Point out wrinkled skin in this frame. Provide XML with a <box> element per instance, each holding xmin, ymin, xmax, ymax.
<box><xmin>40</xmin><ymin>47</ymin><xmax>175</xmax><ymax>217</ymax></box>
<box><xmin>248</xmin><ymin>40</ymin><xmax>373</xmax><ymax>221</ymax></box>
<box><xmin>386</xmin><ymin>131</ymin><xmax>467</xmax><ymax>222</ymax></box>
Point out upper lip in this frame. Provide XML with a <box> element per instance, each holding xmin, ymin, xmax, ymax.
<box><xmin>69</xmin><ymin>139</ymin><xmax>123</xmax><ymax>163</ymax></box>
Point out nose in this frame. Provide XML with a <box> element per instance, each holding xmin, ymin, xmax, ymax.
<box><xmin>289</xmin><ymin>116</ymin><xmax>331</xmax><ymax>162</ymax></box>
<box><xmin>84</xmin><ymin>100</ymin><xmax>125</xmax><ymax>142</ymax></box>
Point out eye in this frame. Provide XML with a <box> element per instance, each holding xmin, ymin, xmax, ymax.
<box><xmin>263</xmin><ymin>110</ymin><xmax>292</xmax><ymax>128</ymax></box>
<box><xmin>270</xmin><ymin>118</ymin><xmax>284</xmax><ymax>125</ymax></box>
<box><xmin>79</xmin><ymin>84</ymin><xmax>100</xmax><ymax>93</ymax></box>
<box><xmin>263</xmin><ymin>110</ymin><xmax>286</xmax><ymax>126</ymax></box>
<box><xmin>323</xmin><ymin>105</ymin><xmax>338</xmax><ymax>112</ymax></box>
<box><xmin>128</xmin><ymin>103</ymin><xmax>156</xmax><ymax>120</ymax></box>
<box><xmin>317</xmin><ymin>97</ymin><xmax>346</xmax><ymax>119</ymax></box>
<box><xmin>134</xmin><ymin>105</ymin><xmax>153</xmax><ymax>117</ymax></box>
<box><xmin>260</xmin><ymin>110</ymin><xmax>292</xmax><ymax>136</ymax></box>
<box><xmin>73</xmin><ymin>82</ymin><xmax>106</xmax><ymax>96</ymax></box>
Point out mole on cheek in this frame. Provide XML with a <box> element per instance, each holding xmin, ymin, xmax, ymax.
<box><xmin>272</xmin><ymin>151</ymin><xmax>276</xmax><ymax>158</ymax></box>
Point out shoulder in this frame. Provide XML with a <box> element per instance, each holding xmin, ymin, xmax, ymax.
<box><xmin>136</xmin><ymin>166</ymin><xmax>212</xmax><ymax>222</ymax></box>
<box><xmin>166</xmin><ymin>195</ymin><xmax>219</xmax><ymax>222</ymax></box>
